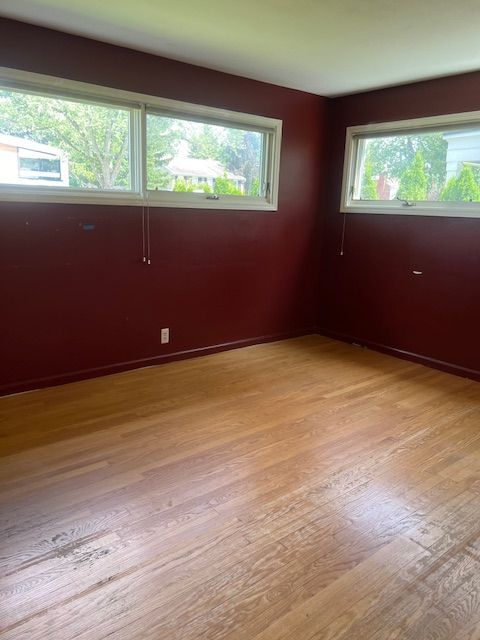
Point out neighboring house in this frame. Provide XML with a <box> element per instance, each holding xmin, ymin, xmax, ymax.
<box><xmin>372</xmin><ymin>173</ymin><xmax>399</xmax><ymax>200</ymax></box>
<box><xmin>444</xmin><ymin>130</ymin><xmax>480</xmax><ymax>180</ymax></box>
<box><xmin>0</xmin><ymin>134</ymin><xmax>69</xmax><ymax>187</ymax></box>
<box><xmin>376</xmin><ymin>173</ymin><xmax>397</xmax><ymax>200</ymax></box>
<box><xmin>166</xmin><ymin>156</ymin><xmax>245</xmax><ymax>192</ymax></box>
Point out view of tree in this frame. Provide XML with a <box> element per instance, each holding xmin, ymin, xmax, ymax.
<box><xmin>189</xmin><ymin>124</ymin><xmax>224</xmax><ymax>162</ymax></box>
<box><xmin>366</xmin><ymin>132</ymin><xmax>448</xmax><ymax>196</ymax></box>
<box><xmin>188</xmin><ymin>125</ymin><xmax>262</xmax><ymax>195</ymax></box>
<box><xmin>440</xmin><ymin>165</ymin><xmax>480</xmax><ymax>202</ymax></box>
<box><xmin>396</xmin><ymin>151</ymin><xmax>428</xmax><ymax>201</ymax></box>
<box><xmin>0</xmin><ymin>91</ymin><xmax>181</xmax><ymax>191</ymax></box>
<box><xmin>250</xmin><ymin>177</ymin><xmax>260</xmax><ymax>197</ymax></box>
<box><xmin>172</xmin><ymin>178</ymin><xmax>212</xmax><ymax>193</ymax></box>
<box><xmin>146</xmin><ymin>115</ymin><xmax>181</xmax><ymax>190</ymax></box>
<box><xmin>171</xmin><ymin>175</ymin><xmax>242</xmax><ymax>194</ymax></box>
<box><xmin>360</xmin><ymin>158</ymin><xmax>378</xmax><ymax>199</ymax></box>
<box><xmin>172</xmin><ymin>178</ymin><xmax>195</xmax><ymax>193</ymax></box>
<box><xmin>0</xmin><ymin>90</ymin><xmax>131</xmax><ymax>189</ymax></box>
<box><xmin>213</xmin><ymin>172</ymin><xmax>243</xmax><ymax>195</ymax></box>
<box><xmin>220</xmin><ymin>129</ymin><xmax>262</xmax><ymax>195</ymax></box>
<box><xmin>0</xmin><ymin>91</ymin><xmax>263</xmax><ymax>196</ymax></box>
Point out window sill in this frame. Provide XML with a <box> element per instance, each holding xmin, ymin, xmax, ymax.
<box><xmin>341</xmin><ymin>202</ymin><xmax>480</xmax><ymax>219</ymax></box>
<box><xmin>0</xmin><ymin>187</ymin><xmax>278</xmax><ymax>211</ymax></box>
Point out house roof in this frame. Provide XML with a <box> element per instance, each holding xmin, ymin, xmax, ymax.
<box><xmin>166</xmin><ymin>157</ymin><xmax>245</xmax><ymax>182</ymax></box>
<box><xmin>0</xmin><ymin>133</ymin><xmax>65</xmax><ymax>158</ymax></box>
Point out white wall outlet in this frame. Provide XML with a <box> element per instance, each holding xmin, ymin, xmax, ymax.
<box><xmin>161</xmin><ymin>327</ymin><xmax>170</xmax><ymax>344</ymax></box>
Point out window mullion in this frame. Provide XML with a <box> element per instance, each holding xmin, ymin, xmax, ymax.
<box><xmin>139</xmin><ymin>104</ymin><xmax>147</xmax><ymax>200</ymax></box>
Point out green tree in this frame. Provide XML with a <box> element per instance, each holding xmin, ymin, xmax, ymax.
<box><xmin>367</xmin><ymin>132</ymin><xmax>447</xmax><ymax>196</ymax></box>
<box><xmin>250</xmin><ymin>177</ymin><xmax>260</xmax><ymax>197</ymax></box>
<box><xmin>189</xmin><ymin>124</ymin><xmax>224</xmax><ymax>161</ymax></box>
<box><xmin>146</xmin><ymin>115</ymin><xmax>180</xmax><ymax>190</ymax></box>
<box><xmin>188</xmin><ymin>124</ymin><xmax>261</xmax><ymax>195</ymax></box>
<box><xmin>220</xmin><ymin>129</ymin><xmax>261</xmax><ymax>195</ymax></box>
<box><xmin>198</xmin><ymin>182</ymin><xmax>212</xmax><ymax>193</ymax></box>
<box><xmin>172</xmin><ymin>178</ymin><xmax>213</xmax><ymax>193</ymax></box>
<box><xmin>172</xmin><ymin>177</ymin><xmax>195</xmax><ymax>192</ymax></box>
<box><xmin>214</xmin><ymin>172</ymin><xmax>243</xmax><ymax>195</ymax></box>
<box><xmin>440</xmin><ymin>165</ymin><xmax>480</xmax><ymax>202</ymax></box>
<box><xmin>0</xmin><ymin>90</ymin><xmax>129</xmax><ymax>189</ymax></box>
<box><xmin>361</xmin><ymin>158</ymin><xmax>378</xmax><ymax>199</ymax></box>
<box><xmin>396</xmin><ymin>151</ymin><xmax>428</xmax><ymax>201</ymax></box>
<box><xmin>0</xmin><ymin>90</ymin><xmax>179</xmax><ymax>190</ymax></box>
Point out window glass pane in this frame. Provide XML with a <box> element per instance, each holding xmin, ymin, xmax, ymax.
<box><xmin>146</xmin><ymin>113</ymin><xmax>264</xmax><ymax>197</ymax></box>
<box><xmin>356</xmin><ymin>128</ymin><xmax>480</xmax><ymax>203</ymax></box>
<box><xmin>0</xmin><ymin>89</ymin><xmax>132</xmax><ymax>190</ymax></box>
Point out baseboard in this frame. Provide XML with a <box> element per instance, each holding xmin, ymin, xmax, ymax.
<box><xmin>0</xmin><ymin>328</ymin><xmax>316</xmax><ymax>397</ymax></box>
<box><xmin>317</xmin><ymin>327</ymin><xmax>480</xmax><ymax>382</ymax></box>
<box><xmin>5</xmin><ymin>327</ymin><xmax>476</xmax><ymax>397</ymax></box>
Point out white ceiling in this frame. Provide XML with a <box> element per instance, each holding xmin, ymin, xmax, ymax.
<box><xmin>2</xmin><ymin>0</ymin><xmax>480</xmax><ymax>97</ymax></box>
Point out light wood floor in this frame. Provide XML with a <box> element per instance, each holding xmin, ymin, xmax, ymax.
<box><xmin>1</xmin><ymin>335</ymin><xmax>480</xmax><ymax>640</ymax></box>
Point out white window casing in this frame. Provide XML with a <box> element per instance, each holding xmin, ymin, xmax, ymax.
<box><xmin>341</xmin><ymin>110</ymin><xmax>480</xmax><ymax>218</ymax></box>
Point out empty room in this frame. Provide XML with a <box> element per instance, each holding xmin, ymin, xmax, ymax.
<box><xmin>1</xmin><ymin>1</ymin><xmax>479</xmax><ymax>638</ymax></box>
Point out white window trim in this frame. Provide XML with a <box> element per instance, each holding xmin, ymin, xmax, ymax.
<box><xmin>341</xmin><ymin>110</ymin><xmax>480</xmax><ymax>218</ymax></box>
<box><xmin>0</xmin><ymin>67</ymin><xmax>282</xmax><ymax>211</ymax></box>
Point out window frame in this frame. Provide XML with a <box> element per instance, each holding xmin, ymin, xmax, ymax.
<box><xmin>143</xmin><ymin>106</ymin><xmax>278</xmax><ymax>209</ymax></box>
<box><xmin>0</xmin><ymin>67</ymin><xmax>282</xmax><ymax>211</ymax></box>
<box><xmin>341</xmin><ymin>110</ymin><xmax>480</xmax><ymax>218</ymax></box>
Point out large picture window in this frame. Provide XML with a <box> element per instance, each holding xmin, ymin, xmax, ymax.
<box><xmin>0</xmin><ymin>67</ymin><xmax>282</xmax><ymax>210</ymax></box>
<box><xmin>341</xmin><ymin>112</ymin><xmax>480</xmax><ymax>218</ymax></box>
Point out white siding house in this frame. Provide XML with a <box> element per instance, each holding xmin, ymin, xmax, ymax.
<box><xmin>444</xmin><ymin>130</ymin><xmax>480</xmax><ymax>180</ymax></box>
<box><xmin>166</xmin><ymin>156</ymin><xmax>245</xmax><ymax>192</ymax></box>
<box><xmin>0</xmin><ymin>134</ymin><xmax>69</xmax><ymax>187</ymax></box>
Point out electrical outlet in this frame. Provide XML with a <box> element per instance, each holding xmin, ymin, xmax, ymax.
<box><xmin>161</xmin><ymin>327</ymin><xmax>170</xmax><ymax>344</ymax></box>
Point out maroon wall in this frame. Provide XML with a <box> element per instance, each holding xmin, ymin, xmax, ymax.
<box><xmin>0</xmin><ymin>18</ymin><xmax>328</xmax><ymax>394</ymax></box>
<box><xmin>321</xmin><ymin>74</ymin><xmax>480</xmax><ymax>378</ymax></box>
<box><xmin>2</xmin><ymin>19</ymin><xmax>478</xmax><ymax>394</ymax></box>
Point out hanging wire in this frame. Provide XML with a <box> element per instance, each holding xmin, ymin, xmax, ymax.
<box><xmin>146</xmin><ymin>196</ymin><xmax>151</xmax><ymax>265</ymax></box>
<box><xmin>340</xmin><ymin>211</ymin><xmax>347</xmax><ymax>256</ymax></box>
<box><xmin>141</xmin><ymin>202</ymin><xmax>146</xmax><ymax>263</ymax></box>
<box><xmin>141</xmin><ymin>192</ymin><xmax>151</xmax><ymax>265</ymax></box>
